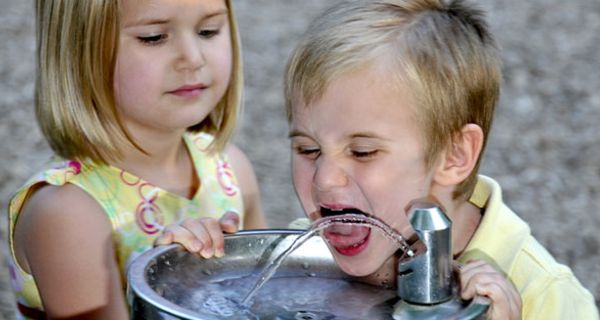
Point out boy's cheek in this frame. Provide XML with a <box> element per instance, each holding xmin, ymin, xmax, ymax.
<box><xmin>307</xmin><ymin>210</ymin><xmax>321</xmax><ymax>221</ymax></box>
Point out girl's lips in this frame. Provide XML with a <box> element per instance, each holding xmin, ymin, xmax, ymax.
<box><xmin>168</xmin><ymin>84</ymin><xmax>207</xmax><ymax>98</ymax></box>
<box><xmin>324</xmin><ymin>226</ymin><xmax>371</xmax><ymax>257</ymax></box>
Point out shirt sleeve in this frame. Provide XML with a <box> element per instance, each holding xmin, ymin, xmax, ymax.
<box><xmin>522</xmin><ymin>274</ymin><xmax>599</xmax><ymax>320</ymax></box>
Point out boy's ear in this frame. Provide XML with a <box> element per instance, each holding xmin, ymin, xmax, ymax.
<box><xmin>433</xmin><ymin>124</ymin><xmax>484</xmax><ymax>186</ymax></box>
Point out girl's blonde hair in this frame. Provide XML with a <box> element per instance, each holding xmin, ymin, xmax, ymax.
<box><xmin>285</xmin><ymin>0</ymin><xmax>501</xmax><ymax>199</ymax></box>
<box><xmin>35</xmin><ymin>0</ymin><xmax>243</xmax><ymax>163</ymax></box>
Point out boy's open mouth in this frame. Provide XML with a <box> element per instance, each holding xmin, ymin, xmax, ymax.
<box><xmin>320</xmin><ymin>207</ymin><xmax>371</xmax><ymax>256</ymax></box>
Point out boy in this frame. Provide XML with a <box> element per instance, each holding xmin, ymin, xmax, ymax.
<box><xmin>284</xmin><ymin>0</ymin><xmax>598</xmax><ymax>318</ymax></box>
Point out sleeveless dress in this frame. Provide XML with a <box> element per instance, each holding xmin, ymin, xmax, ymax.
<box><xmin>7</xmin><ymin>132</ymin><xmax>244</xmax><ymax>319</ymax></box>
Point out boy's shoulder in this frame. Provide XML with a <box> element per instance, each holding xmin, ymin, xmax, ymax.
<box><xmin>463</xmin><ymin>175</ymin><xmax>580</xmax><ymax>282</ymax></box>
<box><xmin>515</xmin><ymin>235</ymin><xmax>598</xmax><ymax>318</ymax></box>
<box><xmin>463</xmin><ymin>175</ymin><xmax>598</xmax><ymax>318</ymax></box>
<box><xmin>512</xmin><ymin>232</ymin><xmax>582</xmax><ymax>292</ymax></box>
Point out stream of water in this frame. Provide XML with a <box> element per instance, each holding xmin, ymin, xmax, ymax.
<box><xmin>240</xmin><ymin>213</ymin><xmax>420</xmax><ymax>306</ymax></box>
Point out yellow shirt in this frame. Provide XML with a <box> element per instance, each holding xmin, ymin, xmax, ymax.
<box><xmin>460</xmin><ymin>175</ymin><xmax>599</xmax><ymax>319</ymax></box>
<box><xmin>7</xmin><ymin>132</ymin><xmax>245</xmax><ymax>319</ymax></box>
<box><xmin>288</xmin><ymin>175</ymin><xmax>599</xmax><ymax>318</ymax></box>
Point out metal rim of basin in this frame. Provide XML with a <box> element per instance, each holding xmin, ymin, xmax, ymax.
<box><xmin>127</xmin><ymin>229</ymin><xmax>306</xmax><ymax>319</ymax></box>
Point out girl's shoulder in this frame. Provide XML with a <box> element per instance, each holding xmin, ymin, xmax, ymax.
<box><xmin>9</xmin><ymin>160</ymin><xmax>113</xmax><ymax>275</ymax></box>
<box><xmin>9</xmin><ymin>158</ymin><xmax>113</xmax><ymax>222</ymax></box>
<box><xmin>10</xmin><ymin>158</ymin><xmax>84</xmax><ymax>209</ymax></box>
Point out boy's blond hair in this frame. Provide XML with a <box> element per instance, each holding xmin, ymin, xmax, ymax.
<box><xmin>285</xmin><ymin>0</ymin><xmax>501</xmax><ymax>199</ymax></box>
<box><xmin>35</xmin><ymin>0</ymin><xmax>243</xmax><ymax>164</ymax></box>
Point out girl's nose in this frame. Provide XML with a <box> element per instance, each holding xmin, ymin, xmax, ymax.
<box><xmin>312</xmin><ymin>156</ymin><xmax>349</xmax><ymax>192</ymax></box>
<box><xmin>175</xmin><ymin>34</ymin><xmax>205</xmax><ymax>70</ymax></box>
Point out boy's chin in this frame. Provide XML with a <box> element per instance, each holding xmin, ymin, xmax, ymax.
<box><xmin>334</xmin><ymin>256</ymin><xmax>386</xmax><ymax>278</ymax></box>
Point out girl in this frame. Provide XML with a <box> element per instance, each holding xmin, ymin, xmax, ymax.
<box><xmin>8</xmin><ymin>0</ymin><xmax>266</xmax><ymax>319</ymax></box>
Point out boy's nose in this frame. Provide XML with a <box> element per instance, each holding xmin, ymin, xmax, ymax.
<box><xmin>175</xmin><ymin>35</ymin><xmax>205</xmax><ymax>70</ymax></box>
<box><xmin>312</xmin><ymin>157</ymin><xmax>349</xmax><ymax>191</ymax></box>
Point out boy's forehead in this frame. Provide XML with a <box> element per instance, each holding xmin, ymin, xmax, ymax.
<box><xmin>290</xmin><ymin>65</ymin><xmax>418</xmax><ymax>131</ymax></box>
<box><xmin>292</xmin><ymin>61</ymin><xmax>413</xmax><ymax>113</ymax></box>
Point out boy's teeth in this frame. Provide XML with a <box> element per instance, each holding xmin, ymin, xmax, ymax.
<box><xmin>321</xmin><ymin>206</ymin><xmax>369</xmax><ymax>218</ymax></box>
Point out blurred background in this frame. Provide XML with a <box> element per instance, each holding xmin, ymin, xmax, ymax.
<box><xmin>0</xmin><ymin>0</ymin><xmax>598</xmax><ymax>318</ymax></box>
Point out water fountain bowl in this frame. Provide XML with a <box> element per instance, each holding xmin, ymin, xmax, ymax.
<box><xmin>127</xmin><ymin>229</ymin><xmax>487</xmax><ymax>320</ymax></box>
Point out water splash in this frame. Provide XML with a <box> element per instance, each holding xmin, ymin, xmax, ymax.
<box><xmin>240</xmin><ymin>213</ymin><xmax>423</xmax><ymax>306</ymax></box>
<box><xmin>240</xmin><ymin>228</ymin><xmax>318</xmax><ymax>305</ymax></box>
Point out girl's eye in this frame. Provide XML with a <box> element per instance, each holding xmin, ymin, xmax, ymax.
<box><xmin>351</xmin><ymin>150</ymin><xmax>378</xmax><ymax>159</ymax></box>
<box><xmin>137</xmin><ymin>34</ymin><xmax>167</xmax><ymax>45</ymax></box>
<box><xmin>198</xmin><ymin>28</ymin><xmax>220</xmax><ymax>38</ymax></box>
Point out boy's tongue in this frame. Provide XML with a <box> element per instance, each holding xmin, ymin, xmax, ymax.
<box><xmin>323</xmin><ymin>225</ymin><xmax>370</xmax><ymax>248</ymax></box>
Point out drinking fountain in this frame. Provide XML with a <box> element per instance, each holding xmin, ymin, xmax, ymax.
<box><xmin>393</xmin><ymin>200</ymin><xmax>490</xmax><ymax>319</ymax></box>
<box><xmin>127</xmin><ymin>201</ymin><xmax>489</xmax><ymax>319</ymax></box>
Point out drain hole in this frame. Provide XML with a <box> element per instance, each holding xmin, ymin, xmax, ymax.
<box><xmin>293</xmin><ymin>310</ymin><xmax>334</xmax><ymax>320</ymax></box>
<box><xmin>295</xmin><ymin>311</ymin><xmax>317</xmax><ymax>320</ymax></box>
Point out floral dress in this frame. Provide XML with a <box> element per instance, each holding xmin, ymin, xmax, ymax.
<box><xmin>7</xmin><ymin>132</ymin><xmax>244</xmax><ymax>319</ymax></box>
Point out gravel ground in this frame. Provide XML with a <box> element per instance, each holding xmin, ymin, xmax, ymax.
<box><xmin>1</xmin><ymin>0</ymin><xmax>598</xmax><ymax>318</ymax></box>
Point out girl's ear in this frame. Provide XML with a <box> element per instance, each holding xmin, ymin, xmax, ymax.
<box><xmin>433</xmin><ymin>124</ymin><xmax>484</xmax><ymax>186</ymax></box>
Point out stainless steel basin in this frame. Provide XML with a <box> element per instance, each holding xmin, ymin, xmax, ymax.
<box><xmin>127</xmin><ymin>229</ymin><xmax>397</xmax><ymax>319</ymax></box>
<box><xmin>127</xmin><ymin>229</ymin><xmax>488</xmax><ymax>319</ymax></box>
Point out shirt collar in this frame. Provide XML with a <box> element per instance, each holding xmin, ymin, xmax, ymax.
<box><xmin>458</xmin><ymin>175</ymin><xmax>531</xmax><ymax>274</ymax></box>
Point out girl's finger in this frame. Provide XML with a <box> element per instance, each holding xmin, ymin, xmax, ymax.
<box><xmin>165</xmin><ymin>224</ymin><xmax>204</xmax><ymax>253</ymax></box>
<box><xmin>198</xmin><ymin>217</ymin><xmax>227</xmax><ymax>258</ymax></box>
<box><xmin>181</xmin><ymin>218</ymin><xmax>215</xmax><ymax>257</ymax></box>
<box><xmin>219</xmin><ymin>211</ymin><xmax>240</xmax><ymax>234</ymax></box>
<box><xmin>153</xmin><ymin>229</ymin><xmax>174</xmax><ymax>247</ymax></box>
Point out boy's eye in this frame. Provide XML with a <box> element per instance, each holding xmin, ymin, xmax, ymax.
<box><xmin>198</xmin><ymin>28</ymin><xmax>220</xmax><ymax>38</ymax></box>
<box><xmin>137</xmin><ymin>34</ymin><xmax>167</xmax><ymax>45</ymax></box>
<box><xmin>295</xmin><ymin>147</ymin><xmax>321</xmax><ymax>159</ymax></box>
<box><xmin>351</xmin><ymin>150</ymin><xmax>378</xmax><ymax>159</ymax></box>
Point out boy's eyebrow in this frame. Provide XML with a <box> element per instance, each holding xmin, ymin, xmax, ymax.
<box><xmin>288</xmin><ymin>130</ymin><xmax>307</xmax><ymax>139</ymax></box>
<box><xmin>288</xmin><ymin>130</ymin><xmax>386</xmax><ymax>140</ymax></box>
<box><xmin>124</xmin><ymin>10</ymin><xmax>228</xmax><ymax>28</ymax></box>
<box><xmin>349</xmin><ymin>132</ymin><xmax>385</xmax><ymax>140</ymax></box>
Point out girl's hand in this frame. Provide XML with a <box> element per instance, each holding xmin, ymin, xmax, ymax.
<box><xmin>459</xmin><ymin>260</ymin><xmax>522</xmax><ymax>320</ymax></box>
<box><xmin>154</xmin><ymin>211</ymin><xmax>240</xmax><ymax>258</ymax></box>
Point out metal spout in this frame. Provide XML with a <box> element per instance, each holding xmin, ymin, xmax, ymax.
<box><xmin>397</xmin><ymin>200</ymin><xmax>453</xmax><ymax>305</ymax></box>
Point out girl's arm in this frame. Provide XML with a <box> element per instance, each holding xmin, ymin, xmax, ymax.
<box><xmin>14</xmin><ymin>184</ymin><xmax>129</xmax><ymax>319</ymax></box>
<box><xmin>226</xmin><ymin>143</ymin><xmax>268</xmax><ymax>229</ymax></box>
